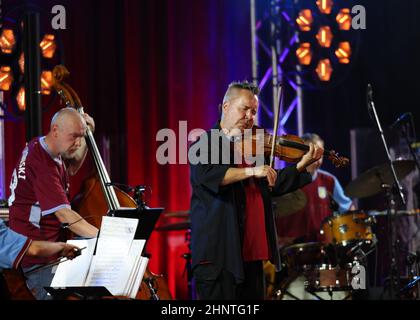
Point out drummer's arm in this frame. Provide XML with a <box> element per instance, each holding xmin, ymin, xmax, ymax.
<box><xmin>332</xmin><ymin>176</ymin><xmax>355</xmax><ymax>212</ymax></box>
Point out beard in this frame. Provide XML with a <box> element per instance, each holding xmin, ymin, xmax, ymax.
<box><xmin>61</xmin><ymin>148</ymin><xmax>78</xmax><ymax>159</ymax></box>
<box><xmin>236</xmin><ymin>120</ymin><xmax>253</xmax><ymax>130</ymax></box>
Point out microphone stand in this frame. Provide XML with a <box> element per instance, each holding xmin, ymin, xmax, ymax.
<box><xmin>367</xmin><ymin>85</ymin><xmax>405</xmax><ymax>299</ymax></box>
<box><xmin>399</xmin><ymin>117</ymin><xmax>420</xmax><ymax>175</ymax></box>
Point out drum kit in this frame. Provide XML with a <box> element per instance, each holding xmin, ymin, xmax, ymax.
<box><xmin>152</xmin><ymin>160</ymin><xmax>419</xmax><ymax>300</ymax></box>
<box><xmin>272</xmin><ymin>159</ymin><xmax>420</xmax><ymax>300</ymax></box>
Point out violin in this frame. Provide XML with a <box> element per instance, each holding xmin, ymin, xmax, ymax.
<box><xmin>236</xmin><ymin>129</ymin><xmax>349</xmax><ymax>168</ymax></box>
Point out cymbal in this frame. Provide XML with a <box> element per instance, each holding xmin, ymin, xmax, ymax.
<box><xmin>345</xmin><ymin>160</ymin><xmax>415</xmax><ymax>199</ymax></box>
<box><xmin>155</xmin><ymin>220</ymin><xmax>191</xmax><ymax>231</ymax></box>
<box><xmin>368</xmin><ymin>209</ymin><xmax>420</xmax><ymax>217</ymax></box>
<box><xmin>272</xmin><ymin>189</ymin><xmax>307</xmax><ymax>217</ymax></box>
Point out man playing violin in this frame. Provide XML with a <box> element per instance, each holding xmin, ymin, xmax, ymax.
<box><xmin>8</xmin><ymin>107</ymin><xmax>99</xmax><ymax>299</ymax></box>
<box><xmin>189</xmin><ymin>81</ymin><xmax>324</xmax><ymax>300</ymax></box>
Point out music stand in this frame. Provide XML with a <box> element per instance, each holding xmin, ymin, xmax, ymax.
<box><xmin>109</xmin><ymin>206</ymin><xmax>164</xmax><ymax>240</ymax></box>
<box><xmin>45</xmin><ymin>286</ymin><xmax>113</xmax><ymax>300</ymax></box>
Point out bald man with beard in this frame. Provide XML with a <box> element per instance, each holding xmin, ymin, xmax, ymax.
<box><xmin>8</xmin><ymin>108</ymin><xmax>98</xmax><ymax>299</ymax></box>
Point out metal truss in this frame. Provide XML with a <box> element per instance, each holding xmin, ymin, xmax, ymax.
<box><xmin>250</xmin><ymin>0</ymin><xmax>304</xmax><ymax>136</ymax></box>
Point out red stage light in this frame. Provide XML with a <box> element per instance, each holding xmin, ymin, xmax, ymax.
<box><xmin>296</xmin><ymin>43</ymin><xmax>312</xmax><ymax>65</ymax></box>
<box><xmin>40</xmin><ymin>34</ymin><xmax>56</xmax><ymax>58</ymax></box>
<box><xmin>336</xmin><ymin>8</ymin><xmax>352</xmax><ymax>30</ymax></box>
<box><xmin>316</xmin><ymin>59</ymin><xmax>333</xmax><ymax>81</ymax></box>
<box><xmin>0</xmin><ymin>66</ymin><xmax>13</xmax><ymax>91</ymax></box>
<box><xmin>335</xmin><ymin>42</ymin><xmax>351</xmax><ymax>64</ymax></box>
<box><xmin>296</xmin><ymin>9</ymin><xmax>313</xmax><ymax>32</ymax></box>
<box><xmin>316</xmin><ymin>0</ymin><xmax>333</xmax><ymax>14</ymax></box>
<box><xmin>41</xmin><ymin>71</ymin><xmax>53</xmax><ymax>95</ymax></box>
<box><xmin>316</xmin><ymin>26</ymin><xmax>333</xmax><ymax>48</ymax></box>
<box><xmin>17</xmin><ymin>86</ymin><xmax>26</xmax><ymax>111</ymax></box>
<box><xmin>0</xmin><ymin>29</ymin><xmax>16</xmax><ymax>54</ymax></box>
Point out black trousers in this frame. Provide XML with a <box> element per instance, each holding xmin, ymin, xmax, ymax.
<box><xmin>193</xmin><ymin>261</ymin><xmax>265</xmax><ymax>300</ymax></box>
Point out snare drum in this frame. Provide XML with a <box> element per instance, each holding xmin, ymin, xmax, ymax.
<box><xmin>320</xmin><ymin>210</ymin><xmax>375</xmax><ymax>249</ymax></box>
<box><xmin>304</xmin><ymin>264</ymin><xmax>353</xmax><ymax>293</ymax></box>
<box><xmin>277</xmin><ymin>274</ymin><xmax>352</xmax><ymax>300</ymax></box>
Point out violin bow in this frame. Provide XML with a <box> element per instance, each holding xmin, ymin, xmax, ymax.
<box><xmin>25</xmin><ymin>247</ymin><xmax>86</xmax><ymax>276</ymax></box>
<box><xmin>269</xmin><ymin>83</ymin><xmax>284</xmax><ymax>168</ymax></box>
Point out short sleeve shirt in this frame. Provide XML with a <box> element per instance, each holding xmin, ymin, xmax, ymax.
<box><xmin>0</xmin><ymin>219</ymin><xmax>32</xmax><ymax>269</ymax></box>
<box><xmin>8</xmin><ymin>137</ymin><xmax>70</xmax><ymax>267</ymax></box>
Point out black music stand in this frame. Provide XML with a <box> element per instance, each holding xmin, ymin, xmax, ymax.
<box><xmin>45</xmin><ymin>286</ymin><xmax>113</xmax><ymax>300</ymax></box>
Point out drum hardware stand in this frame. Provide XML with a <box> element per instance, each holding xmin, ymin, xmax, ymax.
<box><xmin>349</xmin><ymin>238</ymin><xmax>378</xmax><ymax>264</ymax></box>
<box><xmin>400</xmin><ymin>251</ymin><xmax>420</xmax><ymax>299</ymax></box>
<box><xmin>181</xmin><ymin>230</ymin><xmax>197</xmax><ymax>300</ymax></box>
<box><xmin>367</xmin><ymin>84</ymin><xmax>406</xmax><ymax>299</ymax></box>
<box><xmin>399</xmin><ymin>114</ymin><xmax>420</xmax><ymax>174</ymax></box>
<box><xmin>304</xmin><ymin>288</ymin><xmax>351</xmax><ymax>301</ymax></box>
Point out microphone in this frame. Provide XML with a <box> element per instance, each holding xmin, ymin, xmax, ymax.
<box><xmin>367</xmin><ymin>83</ymin><xmax>373</xmax><ymax>102</ymax></box>
<box><xmin>390</xmin><ymin>112</ymin><xmax>411</xmax><ymax>129</ymax></box>
<box><xmin>366</xmin><ymin>84</ymin><xmax>374</xmax><ymax>121</ymax></box>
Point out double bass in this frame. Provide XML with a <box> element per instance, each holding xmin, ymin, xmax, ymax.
<box><xmin>52</xmin><ymin>65</ymin><xmax>171</xmax><ymax>300</ymax></box>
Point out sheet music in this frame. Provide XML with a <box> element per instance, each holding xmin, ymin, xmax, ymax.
<box><xmin>123</xmin><ymin>240</ymin><xmax>146</xmax><ymax>296</ymax></box>
<box><xmin>50</xmin><ymin>216</ymin><xmax>148</xmax><ymax>298</ymax></box>
<box><xmin>51</xmin><ymin>238</ymin><xmax>96</xmax><ymax>287</ymax></box>
<box><xmin>129</xmin><ymin>257</ymin><xmax>149</xmax><ymax>298</ymax></box>
<box><xmin>84</xmin><ymin>254</ymin><xmax>130</xmax><ymax>295</ymax></box>
<box><xmin>96</xmin><ymin>216</ymin><xmax>138</xmax><ymax>255</ymax></box>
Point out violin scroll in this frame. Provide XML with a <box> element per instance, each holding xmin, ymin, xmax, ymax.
<box><xmin>327</xmin><ymin>150</ymin><xmax>349</xmax><ymax>168</ymax></box>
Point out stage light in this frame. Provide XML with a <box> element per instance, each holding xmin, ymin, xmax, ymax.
<box><xmin>335</xmin><ymin>42</ymin><xmax>351</xmax><ymax>64</ymax></box>
<box><xmin>0</xmin><ymin>66</ymin><xmax>14</xmax><ymax>91</ymax></box>
<box><xmin>40</xmin><ymin>71</ymin><xmax>53</xmax><ymax>95</ymax></box>
<box><xmin>296</xmin><ymin>43</ymin><xmax>312</xmax><ymax>65</ymax></box>
<box><xmin>316</xmin><ymin>0</ymin><xmax>333</xmax><ymax>14</ymax></box>
<box><xmin>0</xmin><ymin>29</ymin><xmax>16</xmax><ymax>54</ymax></box>
<box><xmin>316</xmin><ymin>26</ymin><xmax>333</xmax><ymax>48</ymax></box>
<box><xmin>17</xmin><ymin>86</ymin><xmax>25</xmax><ymax>111</ymax></box>
<box><xmin>18</xmin><ymin>53</ymin><xmax>25</xmax><ymax>73</ymax></box>
<box><xmin>40</xmin><ymin>34</ymin><xmax>56</xmax><ymax>58</ymax></box>
<box><xmin>336</xmin><ymin>8</ymin><xmax>352</xmax><ymax>30</ymax></box>
<box><xmin>316</xmin><ymin>59</ymin><xmax>333</xmax><ymax>81</ymax></box>
<box><xmin>296</xmin><ymin>9</ymin><xmax>313</xmax><ymax>32</ymax></box>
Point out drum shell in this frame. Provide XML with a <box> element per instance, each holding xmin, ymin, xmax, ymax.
<box><xmin>320</xmin><ymin>211</ymin><xmax>374</xmax><ymax>246</ymax></box>
<box><xmin>281</xmin><ymin>242</ymin><xmax>336</xmax><ymax>271</ymax></box>
<box><xmin>304</xmin><ymin>264</ymin><xmax>353</xmax><ymax>292</ymax></box>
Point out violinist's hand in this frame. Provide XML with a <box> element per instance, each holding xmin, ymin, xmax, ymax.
<box><xmin>296</xmin><ymin>142</ymin><xmax>324</xmax><ymax>172</ymax></box>
<box><xmin>253</xmin><ymin>165</ymin><xmax>277</xmax><ymax>187</ymax></box>
<box><xmin>59</xmin><ymin>243</ymin><xmax>80</xmax><ymax>260</ymax></box>
<box><xmin>82</xmin><ymin>113</ymin><xmax>95</xmax><ymax>133</ymax></box>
